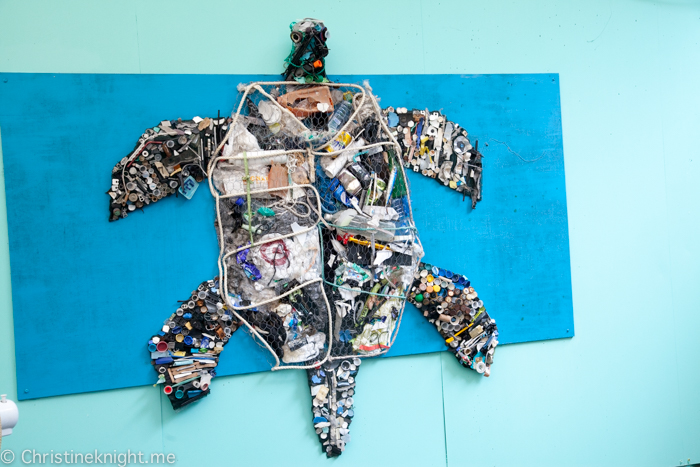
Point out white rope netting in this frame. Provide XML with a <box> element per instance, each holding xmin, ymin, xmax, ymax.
<box><xmin>206</xmin><ymin>81</ymin><xmax>422</xmax><ymax>370</ymax></box>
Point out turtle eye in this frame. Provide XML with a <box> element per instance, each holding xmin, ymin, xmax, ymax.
<box><xmin>290</xmin><ymin>31</ymin><xmax>303</xmax><ymax>43</ymax></box>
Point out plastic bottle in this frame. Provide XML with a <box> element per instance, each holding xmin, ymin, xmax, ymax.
<box><xmin>326</xmin><ymin>131</ymin><xmax>352</xmax><ymax>153</ymax></box>
<box><xmin>328</xmin><ymin>178</ymin><xmax>356</xmax><ymax>207</ymax></box>
<box><xmin>338</xmin><ymin>169</ymin><xmax>362</xmax><ymax>196</ymax></box>
<box><xmin>321</xmin><ymin>137</ymin><xmax>366</xmax><ymax>177</ymax></box>
<box><xmin>331</xmin><ymin>209</ymin><xmax>396</xmax><ymax>242</ymax></box>
<box><xmin>328</xmin><ymin>100</ymin><xmax>353</xmax><ymax>133</ymax></box>
<box><xmin>258</xmin><ymin>100</ymin><xmax>282</xmax><ymax>134</ymax></box>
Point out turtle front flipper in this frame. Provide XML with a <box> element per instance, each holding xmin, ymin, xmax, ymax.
<box><xmin>383</xmin><ymin>108</ymin><xmax>483</xmax><ymax>209</ymax></box>
<box><xmin>146</xmin><ymin>278</ymin><xmax>239</xmax><ymax>409</ymax></box>
<box><xmin>107</xmin><ymin>116</ymin><xmax>223</xmax><ymax>222</ymax></box>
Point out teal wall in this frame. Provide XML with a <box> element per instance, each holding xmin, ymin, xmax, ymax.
<box><xmin>0</xmin><ymin>1</ymin><xmax>698</xmax><ymax>466</ymax></box>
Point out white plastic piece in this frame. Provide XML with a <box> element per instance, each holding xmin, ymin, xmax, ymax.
<box><xmin>282</xmin><ymin>332</ymin><xmax>326</xmax><ymax>363</ymax></box>
<box><xmin>0</xmin><ymin>394</ymin><xmax>19</xmax><ymax>436</ymax></box>
<box><xmin>222</xmin><ymin>123</ymin><xmax>261</xmax><ymax>158</ymax></box>
<box><xmin>199</xmin><ymin>373</ymin><xmax>212</xmax><ymax>391</ymax></box>
<box><xmin>320</xmin><ymin>137</ymin><xmax>366</xmax><ymax>178</ymax></box>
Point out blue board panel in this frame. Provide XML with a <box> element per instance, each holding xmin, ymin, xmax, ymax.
<box><xmin>0</xmin><ymin>73</ymin><xmax>572</xmax><ymax>400</ymax></box>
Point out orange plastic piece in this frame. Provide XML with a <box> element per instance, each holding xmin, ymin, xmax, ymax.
<box><xmin>276</xmin><ymin>86</ymin><xmax>334</xmax><ymax>117</ymax></box>
<box><xmin>268</xmin><ymin>162</ymin><xmax>289</xmax><ymax>198</ymax></box>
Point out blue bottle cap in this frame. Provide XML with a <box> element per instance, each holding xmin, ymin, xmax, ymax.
<box><xmin>148</xmin><ymin>343</ymin><xmax>157</xmax><ymax>352</ymax></box>
<box><xmin>175</xmin><ymin>389</ymin><xmax>184</xmax><ymax>399</ymax></box>
<box><xmin>184</xmin><ymin>336</ymin><xmax>193</xmax><ymax>346</ymax></box>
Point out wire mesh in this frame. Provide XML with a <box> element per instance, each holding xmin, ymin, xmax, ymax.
<box><xmin>207</xmin><ymin>81</ymin><xmax>423</xmax><ymax>369</ymax></box>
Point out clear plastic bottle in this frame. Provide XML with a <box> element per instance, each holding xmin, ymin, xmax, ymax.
<box><xmin>332</xmin><ymin>209</ymin><xmax>396</xmax><ymax>242</ymax></box>
<box><xmin>328</xmin><ymin>100</ymin><xmax>353</xmax><ymax>133</ymax></box>
<box><xmin>258</xmin><ymin>100</ymin><xmax>282</xmax><ymax>134</ymax></box>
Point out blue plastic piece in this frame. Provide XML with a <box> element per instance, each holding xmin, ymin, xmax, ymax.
<box><xmin>329</xmin><ymin>178</ymin><xmax>354</xmax><ymax>207</ymax></box>
<box><xmin>339</xmin><ymin>330</ymin><xmax>352</xmax><ymax>342</ymax></box>
<box><xmin>242</xmin><ymin>262</ymin><xmax>261</xmax><ymax>281</ymax></box>
<box><xmin>178</xmin><ymin>176</ymin><xmax>199</xmax><ymax>200</ymax></box>
<box><xmin>236</xmin><ymin>247</ymin><xmax>249</xmax><ymax>264</ymax></box>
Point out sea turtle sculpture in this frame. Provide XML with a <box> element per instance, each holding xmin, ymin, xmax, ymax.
<box><xmin>106</xmin><ymin>18</ymin><xmax>498</xmax><ymax>458</ymax></box>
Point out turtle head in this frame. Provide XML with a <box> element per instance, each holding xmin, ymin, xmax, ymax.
<box><xmin>283</xmin><ymin>18</ymin><xmax>330</xmax><ymax>83</ymax></box>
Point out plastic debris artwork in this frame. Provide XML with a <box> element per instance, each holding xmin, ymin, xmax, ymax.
<box><xmin>106</xmin><ymin>19</ymin><xmax>497</xmax><ymax>457</ymax></box>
